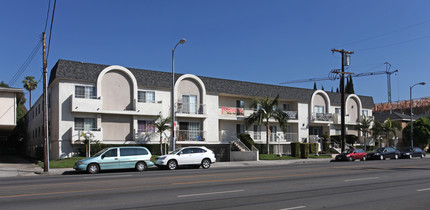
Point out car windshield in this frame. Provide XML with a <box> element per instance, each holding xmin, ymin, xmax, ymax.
<box><xmin>375</xmin><ymin>148</ymin><xmax>385</xmax><ymax>153</ymax></box>
<box><xmin>93</xmin><ymin>148</ymin><xmax>108</xmax><ymax>157</ymax></box>
<box><xmin>343</xmin><ymin>149</ymin><xmax>354</xmax><ymax>154</ymax></box>
<box><xmin>402</xmin><ymin>148</ymin><xmax>413</xmax><ymax>152</ymax></box>
<box><xmin>168</xmin><ymin>148</ymin><xmax>182</xmax><ymax>155</ymax></box>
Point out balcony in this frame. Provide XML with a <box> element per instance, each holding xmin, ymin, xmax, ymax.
<box><xmin>176</xmin><ymin>130</ymin><xmax>206</xmax><ymax>141</ymax></box>
<box><xmin>176</xmin><ymin>103</ymin><xmax>207</xmax><ymax>118</ymax></box>
<box><xmin>268</xmin><ymin>133</ymin><xmax>299</xmax><ymax>142</ymax></box>
<box><xmin>134</xmin><ymin>99</ymin><xmax>163</xmax><ymax>116</ymax></box>
<box><xmin>284</xmin><ymin>111</ymin><xmax>298</xmax><ymax>120</ymax></box>
<box><xmin>311</xmin><ymin>112</ymin><xmax>333</xmax><ymax>122</ymax></box>
<box><xmin>71</xmin><ymin>94</ymin><xmax>102</xmax><ymax>113</ymax></box>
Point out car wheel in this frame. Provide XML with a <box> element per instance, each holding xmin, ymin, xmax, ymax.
<box><xmin>348</xmin><ymin>157</ymin><xmax>353</xmax><ymax>161</ymax></box>
<box><xmin>135</xmin><ymin>162</ymin><xmax>147</xmax><ymax>172</ymax></box>
<box><xmin>380</xmin><ymin>155</ymin><xmax>384</xmax><ymax>160</ymax></box>
<box><xmin>409</xmin><ymin>155</ymin><xmax>413</xmax><ymax>159</ymax></box>
<box><xmin>87</xmin><ymin>163</ymin><xmax>100</xmax><ymax>174</ymax></box>
<box><xmin>201</xmin><ymin>159</ymin><xmax>211</xmax><ymax>169</ymax></box>
<box><xmin>362</xmin><ymin>156</ymin><xmax>367</xmax><ymax>161</ymax></box>
<box><xmin>168</xmin><ymin>160</ymin><xmax>178</xmax><ymax>170</ymax></box>
<box><xmin>394</xmin><ymin>154</ymin><xmax>399</xmax><ymax>160</ymax></box>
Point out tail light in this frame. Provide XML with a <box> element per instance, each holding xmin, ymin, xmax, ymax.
<box><xmin>150</xmin><ymin>157</ymin><xmax>153</xmax><ymax>161</ymax></box>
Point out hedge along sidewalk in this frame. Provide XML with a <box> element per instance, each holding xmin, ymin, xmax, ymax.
<box><xmin>259</xmin><ymin>154</ymin><xmax>332</xmax><ymax>160</ymax></box>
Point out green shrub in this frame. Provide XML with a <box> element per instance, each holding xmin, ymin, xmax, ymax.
<box><xmin>309</xmin><ymin>143</ymin><xmax>318</xmax><ymax>154</ymax></box>
<box><xmin>300</xmin><ymin>143</ymin><xmax>309</xmax><ymax>159</ymax></box>
<box><xmin>253</xmin><ymin>144</ymin><xmax>273</xmax><ymax>154</ymax></box>
<box><xmin>291</xmin><ymin>142</ymin><xmax>301</xmax><ymax>157</ymax></box>
<box><xmin>323</xmin><ymin>142</ymin><xmax>330</xmax><ymax>153</ymax></box>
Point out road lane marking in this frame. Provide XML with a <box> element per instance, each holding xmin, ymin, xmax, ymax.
<box><xmin>344</xmin><ymin>177</ymin><xmax>379</xmax><ymax>182</ymax></box>
<box><xmin>279</xmin><ymin>206</ymin><xmax>306</xmax><ymax>210</ymax></box>
<box><xmin>83</xmin><ymin>175</ymin><xmax>133</xmax><ymax>179</ymax></box>
<box><xmin>178</xmin><ymin>189</ymin><xmax>244</xmax><ymax>198</ymax></box>
<box><xmin>417</xmin><ymin>188</ymin><xmax>430</xmax><ymax>192</ymax></box>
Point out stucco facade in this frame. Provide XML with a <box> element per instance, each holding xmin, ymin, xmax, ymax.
<box><xmin>24</xmin><ymin>60</ymin><xmax>374</xmax><ymax>159</ymax></box>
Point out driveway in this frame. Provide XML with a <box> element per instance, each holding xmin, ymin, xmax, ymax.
<box><xmin>0</xmin><ymin>155</ymin><xmax>42</xmax><ymax>177</ymax></box>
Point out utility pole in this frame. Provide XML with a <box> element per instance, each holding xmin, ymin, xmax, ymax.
<box><xmin>331</xmin><ymin>49</ymin><xmax>354</xmax><ymax>153</ymax></box>
<box><xmin>42</xmin><ymin>32</ymin><xmax>49</xmax><ymax>172</ymax></box>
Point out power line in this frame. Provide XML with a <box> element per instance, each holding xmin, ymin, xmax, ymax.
<box><xmin>47</xmin><ymin>0</ymin><xmax>57</xmax><ymax>59</ymax></box>
<box><xmin>9</xmin><ymin>39</ymin><xmax>42</xmax><ymax>86</ymax></box>
<box><xmin>355</xmin><ymin>34</ymin><xmax>430</xmax><ymax>51</ymax></box>
<box><xmin>43</xmin><ymin>0</ymin><xmax>51</xmax><ymax>32</ymax></box>
<box><xmin>339</xmin><ymin>18</ymin><xmax>430</xmax><ymax>47</ymax></box>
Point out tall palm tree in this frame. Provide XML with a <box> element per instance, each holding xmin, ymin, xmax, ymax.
<box><xmin>382</xmin><ymin>118</ymin><xmax>401</xmax><ymax>147</ymax></box>
<box><xmin>22</xmin><ymin>76</ymin><xmax>38</xmax><ymax>108</ymax></box>
<box><xmin>371</xmin><ymin>121</ymin><xmax>384</xmax><ymax>147</ymax></box>
<box><xmin>154</xmin><ymin>116</ymin><xmax>171</xmax><ymax>155</ymax></box>
<box><xmin>355</xmin><ymin>116</ymin><xmax>372</xmax><ymax>151</ymax></box>
<box><xmin>244</xmin><ymin>94</ymin><xmax>288</xmax><ymax>154</ymax></box>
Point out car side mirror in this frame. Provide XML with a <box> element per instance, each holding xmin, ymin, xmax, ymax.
<box><xmin>101</xmin><ymin>154</ymin><xmax>106</xmax><ymax>159</ymax></box>
<box><xmin>177</xmin><ymin>153</ymin><xmax>181</xmax><ymax>156</ymax></box>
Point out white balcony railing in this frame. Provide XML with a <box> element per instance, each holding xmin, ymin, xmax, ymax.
<box><xmin>311</xmin><ymin>112</ymin><xmax>333</xmax><ymax>122</ymax></box>
<box><xmin>176</xmin><ymin>130</ymin><xmax>206</xmax><ymax>141</ymax></box>
<box><xmin>177</xmin><ymin>103</ymin><xmax>206</xmax><ymax>115</ymax></box>
<box><xmin>284</xmin><ymin>111</ymin><xmax>298</xmax><ymax>120</ymax></box>
<box><xmin>71</xmin><ymin>94</ymin><xmax>102</xmax><ymax>113</ymax></box>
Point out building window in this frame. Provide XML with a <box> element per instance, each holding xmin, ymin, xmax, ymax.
<box><xmin>283</xmin><ymin>104</ymin><xmax>291</xmax><ymax>111</ymax></box>
<box><xmin>335</xmin><ymin>108</ymin><xmax>341</xmax><ymax>115</ymax></box>
<box><xmin>138</xmin><ymin>91</ymin><xmax>155</xmax><ymax>103</ymax></box>
<box><xmin>137</xmin><ymin>120</ymin><xmax>155</xmax><ymax>133</ymax></box>
<box><xmin>253</xmin><ymin>125</ymin><xmax>261</xmax><ymax>140</ymax></box>
<box><xmin>236</xmin><ymin>124</ymin><xmax>244</xmax><ymax>135</ymax></box>
<box><xmin>362</xmin><ymin>110</ymin><xmax>369</xmax><ymax>117</ymax></box>
<box><xmin>74</xmin><ymin>118</ymin><xmax>96</xmax><ymax>131</ymax></box>
<box><xmin>181</xmin><ymin>95</ymin><xmax>198</xmax><ymax>114</ymax></box>
<box><xmin>75</xmin><ymin>85</ymin><xmax>96</xmax><ymax>99</ymax></box>
<box><xmin>314</xmin><ymin>105</ymin><xmax>324</xmax><ymax>113</ymax></box>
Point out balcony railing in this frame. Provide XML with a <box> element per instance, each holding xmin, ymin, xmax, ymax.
<box><xmin>268</xmin><ymin>133</ymin><xmax>299</xmax><ymax>142</ymax></box>
<box><xmin>177</xmin><ymin>103</ymin><xmax>206</xmax><ymax>115</ymax></box>
<box><xmin>284</xmin><ymin>111</ymin><xmax>298</xmax><ymax>119</ymax></box>
<box><xmin>176</xmin><ymin>130</ymin><xmax>206</xmax><ymax>141</ymax></box>
<box><xmin>311</xmin><ymin>112</ymin><xmax>333</xmax><ymax>122</ymax></box>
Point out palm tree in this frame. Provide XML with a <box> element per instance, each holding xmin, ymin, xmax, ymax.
<box><xmin>382</xmin><ymin>118</ymin><xmax>401</xmax><ymax>147</ymax></box>
<box><xmin>355</xmin><ymin>116</ymin><xmax>372</xmax><ymax>151</ymax></box>
<box><xmin>244</xmin><ymin>94</ymin><xmax>288</xmax><ymax>154</ymax></box>
<box><xmin>22</xmin><ymin>76</ymin><xmax>38</xmax><ymax>108</ymax></box>
<box><xmin>154</xmin><ymin>116</ymin><xmax>171</xmax><ymax>155</ymax></box>
<box><xmin>371</xmin><ymin>121</ymin><xmax>384</xmax><ymax>147</ymax></box>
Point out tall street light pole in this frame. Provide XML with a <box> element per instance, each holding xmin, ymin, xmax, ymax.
<box><xmin>410</xmin><ymin>82</ymin><xmax>425</xmax><ymax>148</ymax></box>
<box><xmin>171</xmin><ymin>38</ymin><xmax>186</xmax><ymax>151</ymax></box>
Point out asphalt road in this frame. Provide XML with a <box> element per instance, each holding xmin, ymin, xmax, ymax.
<box><xmin>1</xmin><ymin>158</ymin><xmax>430</xmax><ymax>210</ymax></box>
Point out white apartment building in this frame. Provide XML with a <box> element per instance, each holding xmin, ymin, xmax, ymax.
<box><xmin>25</xmin><ymin>60</ymin><xmax>374</xmax><ymax>160</ymax></box>
<box><xmin>0</xmin><ymin>87</ymin><xmax>24</xmax><ymax>143</ymax></box>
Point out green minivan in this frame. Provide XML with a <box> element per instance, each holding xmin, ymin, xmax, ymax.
<box><xmin>73</xmin><ymin>146</ymin><xmax>154</xmax><ymax>174</ymax></box>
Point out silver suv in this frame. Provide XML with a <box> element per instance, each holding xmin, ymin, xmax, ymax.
<box><xmin>155</xmin><ymin>146</ymin><xmax>216</xmax><ymax>170</ymax></box>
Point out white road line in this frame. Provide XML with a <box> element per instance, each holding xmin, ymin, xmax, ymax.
<box><xmin>84</xmin><ymin>175</ymin><xmax>133</xmax><ymax>179</ymax></box>
<box><xmin>178</xmin><ymin>189</ymin><xmax>244</xmax><ymax>198</ymax></box>
<box><xmin>279</xmin><ymin>206</ymin><xmax>306</xmax><ymax>210</ymax></box>
<box><xmin>417</xmin><ymin>188</ymin><xmax>430</xmax><ymax>192</ymax></box>
<box><xmin>344</xmin><ymin>177</ymin><xmax>379</xmax><ymax>182</ymax></box>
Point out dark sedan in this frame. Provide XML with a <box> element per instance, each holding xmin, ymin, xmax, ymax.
<box><xmin>400</xmin><ymin>147</ymin><xmax>426</xmax><ymax>159</ymax></box>
<box><xmin>367</xmin><ymin>147</ymin><xmax>400</xmax><ymax>160</ymax></box>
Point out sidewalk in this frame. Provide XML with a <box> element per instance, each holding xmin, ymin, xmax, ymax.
<box><xmin>0</xmin><ymin>157</ymin><xmax>332</xmax><ymax>177</ymax></box>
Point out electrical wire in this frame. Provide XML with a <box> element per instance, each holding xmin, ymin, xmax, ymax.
<box><xmin>355</xmin><ymin>33</ymin><xmax>430</xmax><ymax>51</ymax></box>
<box><xmin>9</xmin><ymin>39</ymin><xmax>43</xmax><ymax>86</ymax></box>
<box><xmin>47</xmin><ymin>0</ymin><xmax>56</xmax><ymax>59</ymax></box>
<box><xmin>43</xmin><ymin>0</ymin><xmax>51</xmax><ymax>33</ymax></box>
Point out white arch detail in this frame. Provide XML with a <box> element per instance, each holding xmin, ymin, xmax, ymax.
<box><xmin>310</xmin><ymin>90</ymin><xmax>331</xmax><ymax>113</ymax></box>
<box><xmin>174</xmin><ymin>74</ymin><xmax>207</xmax><ymax>104</ymax></box>
<box><xmin>346</xmin><ymin>94</ymin><xmax>362</xmax><ymax>116</ymax></box>
<box><xmin>96</xmin><ymin>65</ymin><xmax>138</xmax><ymax>100</ymax></box>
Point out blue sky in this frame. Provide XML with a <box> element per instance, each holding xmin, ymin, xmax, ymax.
<box><xmin>2</xmin><ymin>0</ymin><xmax>430</xmax><ymax>108</ymax></box>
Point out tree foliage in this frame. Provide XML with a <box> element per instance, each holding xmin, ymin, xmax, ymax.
<box><xmin>244</xmin><ymin>95</ymin><xmax>288</xmax><ymax>154</ymax></box>
<box><xmin>402</xmin><ymin>116</ymin><xmax>430</xmax><ymax>147</ymax></box>
<box><xmin>154</xmin><ymin>115</ymin><xmax>171</xmax><ymax>155</ymax></box>
<box><xmin>22</xmin><ymin>76</ymin><xmax>38</xmax><ymax>108</ymax></box>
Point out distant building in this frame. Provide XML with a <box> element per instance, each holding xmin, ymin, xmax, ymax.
<box><xmin>0</xmin><ymin>87</ymin><xmax>24</xmax><ymax>149</ymax></box>
<box><xmin>25</xmin><ymin>59</ymin><xmax>374</xmax><ymax>160</ymax></box>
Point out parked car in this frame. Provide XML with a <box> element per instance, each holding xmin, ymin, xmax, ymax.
<box><xmin>335</xmin><ymin>148</ymin><xmax>367</xmax><ymax>161</ymax></box>
<box><xmin>400</xmin><ymin>147</ymin><xmax>426</xmax><ymax>159</ymax></box>
<box><xmin>73</xmin><ymin>146</ymin><xmax>154</xmax><ymax>174</ymax></box>
<box><xmin>155</xmin><ymin>146</ymin><xmax>216</xmax><ymax>170</ymax></box>
<box><xmin>367</xmin><ymin>147</ymin><xmax>400</xmax><ymax>160</ymax></box>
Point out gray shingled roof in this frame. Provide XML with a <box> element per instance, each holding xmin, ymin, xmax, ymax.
<box><xmin>49</xmin><ymin>59</ymin><xmax>374</xmax><ymax>108</ymax></box>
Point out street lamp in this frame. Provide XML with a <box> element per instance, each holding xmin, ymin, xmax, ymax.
<box><xmin>410</xmin><ymin>82</ymin><xmax>425</xmax><ymax>148</ymax></box>
<box><xmin>171</xmin><ymin>38</ymin><xmax>186</xmax><ymax>151</ymax></box>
